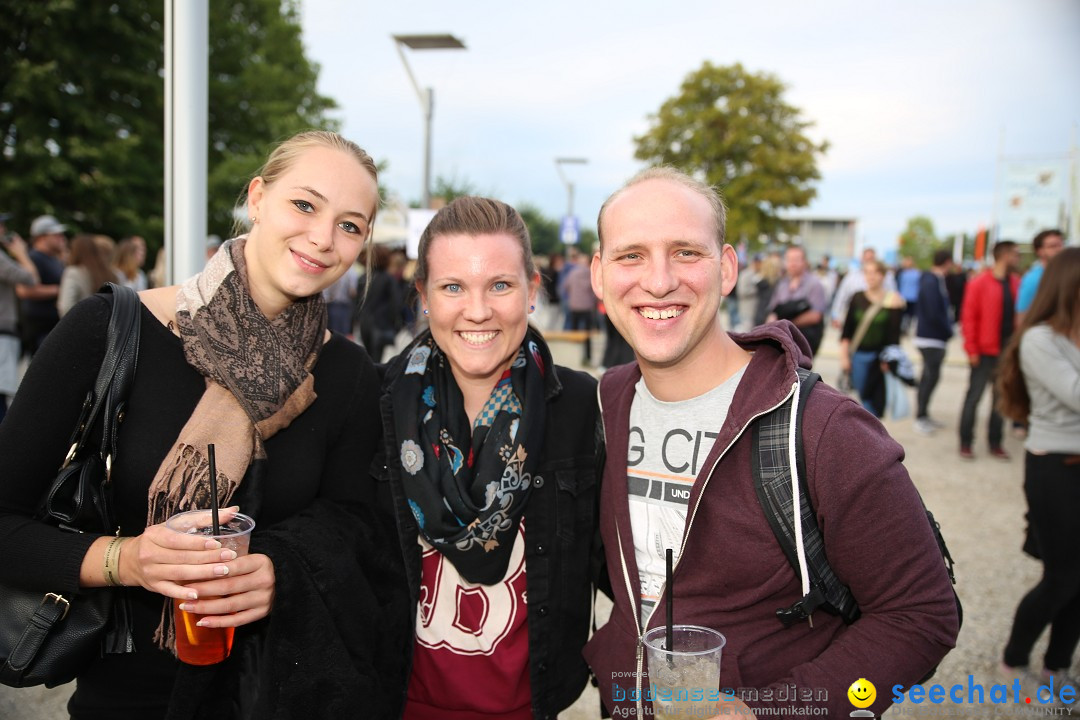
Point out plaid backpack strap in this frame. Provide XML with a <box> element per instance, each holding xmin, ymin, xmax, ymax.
<box><xmin>752</xmin><ymin>367</ymin><xmax>861</xmax><ymax>628</ymax></box>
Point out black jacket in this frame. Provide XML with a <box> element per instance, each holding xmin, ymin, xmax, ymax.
<box><xmin>915</xmin><ymin>270</ymin><xmax>954</xmax><ymax>343</ymax></box>
<box><xmin>374</xmin><ymin>340</ymin><xmax>602</xmax><ymax>719</ymax></box>
<box><xmin>167</xmin><ymin>500</ymin><xmax>411</xmax><ymax>720</ymax></box>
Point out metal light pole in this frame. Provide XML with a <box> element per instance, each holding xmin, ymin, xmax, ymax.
<box><xmin>555</xmin><ymin>157</ymin><xmax>588</xmax><ymax>251</ymax></box>
<box><xmin>392</xmin><ymin>34</ymin><xmax>466</xmax><ymax>209</ymax></box>
<box><xmin>554</xmin><ymin>157</ymin><xmax>588</xmax><ymax>218</ymax></box>
<box><xmin>164</xmin><ymin>0</ymin><xmax>208</xmax><ymax>284</ymax></box>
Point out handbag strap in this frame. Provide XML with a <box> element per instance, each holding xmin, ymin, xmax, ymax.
<box><xmin>45</xmin><ymin>283</ymin><xmax>141</xmax><ymax>521</ymax></box>
<box><xmin>96</xmin><ymin>283</ymin><xmax>141</xmax><ymax>472</ymax></box>
<box><xmin>850</xmin><ymin>294</ymin><xmax>885</xmax><ymax>352</ymax></box>
<box><xmin>57</xmin><ymin>284</ymin><xmax>141</xmax><ymax>470</ymax></box>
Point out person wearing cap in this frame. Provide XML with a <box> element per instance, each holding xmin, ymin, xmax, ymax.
<box><xmin>16</xmin><ymin>214</ymin><xmax>67</xmax><ymax>357</ymax></box>
<box><xmin>0</xmin><ymin>213</ymin><xmax>40</xmax><ymax>421</ymax></box>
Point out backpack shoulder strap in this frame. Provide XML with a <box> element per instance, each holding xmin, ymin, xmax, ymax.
<box><xmin>752</xmin><ymin>367</ymin><xmax>861</xmax><ymax>627</ymax></box>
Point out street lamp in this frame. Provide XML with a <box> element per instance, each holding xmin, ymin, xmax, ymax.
<box><xmin>554</xmin><ymin>157</ymin><xmax>588</xmax><ymax>218</ymax></box>
<box><xmin>555</xmin><ymin>157</ymin><xmax>588</xmax><ymax>250</ymax></box>
<box><xmin>392</xmin><ymin>33</ymin><xmax>467</xmax><ymax>209</ymax></box>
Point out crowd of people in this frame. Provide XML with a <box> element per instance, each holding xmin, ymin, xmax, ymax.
<box><xmin>0</xmin><ymin>212</ymin><xmax>151</xmax><ymax>422</ymax></box>
<box><xmin>0</xmin><ymin>130</ymin><xmax>1074</xmax><ymax>720</ymax></box>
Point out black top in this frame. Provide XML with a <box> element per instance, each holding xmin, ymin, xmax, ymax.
<box><xmin>841</xmin><ymin>291</ymin><xmax>903</xmax><ymax>351</ymax></box>
<box><xmin>1000</xmin><ymin>276</ymin><xmax>1015</xmax><ymax>344</ymax></box>
<box><xmin>0</xmin><ymin>293</ymin><xmax>382</xmax><ymax>718</ymax></box>
<box><xmin>23</xmin><ymin>249</ymin><xmax>64</xmax><ymax>321</ymax></box>
<box><xmin>915</xmin><ymin>270</ymin><xmax>954</xmax><ymax>343</ymax></box>
<box><xmin>357</xmin><ymin>269</ymin><xmax>403</xmax><ymax>332</ymax></box>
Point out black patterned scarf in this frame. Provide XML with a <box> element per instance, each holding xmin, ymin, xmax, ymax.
<box><xmin>392</xmin><ymin>328</ymin><xmax>549</xmax><ymax>585</ymax></box>
<box><xmin>148</xmin><ymin>235</ymin><xmax>326</xmax><ymax>648</ymax></box>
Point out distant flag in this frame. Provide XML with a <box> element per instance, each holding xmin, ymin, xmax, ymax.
<box><xmin>974</xmin><ymin>226</ymin><xmax>988</xmax><ymax>262</ymax></box>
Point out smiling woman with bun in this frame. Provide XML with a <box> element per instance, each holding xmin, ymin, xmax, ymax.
<box><xmin>375</xmin><ymin>196</ymin><xmax>602</xmax><ymax>719</ymax></box>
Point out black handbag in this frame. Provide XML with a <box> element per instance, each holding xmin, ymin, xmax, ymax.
<box><xmin>0</xmin><ymin>283</ymin><xmax>141</xmax><ymax>688</ymax></box>
<box><xmin>772</xmin><ymin>297</ymin><xmax>812</xmax><ymax>321</ymax></box>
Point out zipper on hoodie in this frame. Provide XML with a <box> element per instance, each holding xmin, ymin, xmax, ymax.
<box><xmin>616</xmin><ymin>521</ymin><xmax>646</xmax><ymax>718</ymax></box>
<box><xmin>612</xmin><ymin>380</ymin><xmax>800</xmax><ymax>713</ymax></box>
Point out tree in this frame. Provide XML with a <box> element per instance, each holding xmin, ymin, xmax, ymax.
<box><xmin>633</xmin><ymin>62</ymin><xmax>828</xmax><ymax>247</ymax></box>
<box><xmin>518</xmin><ymin>204</ymin><xmax>559</xmax><ymax>258</ymax></box>
<box><xmin>0</xmin><ymin>1</ymin><xmax>337</xmax><ymax>262</ymax></box>
<box><xmin>578</xmin><ymin>228</ymin><xmax>599</xmax><ymax>254</ymax></box>
<box><xmin>206</xmin><ymin>0</ymin><xmax>338</xmax><ymax>238</ymax></box>
<box><xmin>898</xmin><ymin>216</ymin><xmax>946</xmax><ymax>269</ymax></box>
<box><xmin>430</xmin><ymin>173</ymin><xmax>479</xmax><ymax>206</ymax></box>
<box><xmin>0</xmin><ymin>3</ymin><xmax>166</xmax><ymax>241</ymax></box>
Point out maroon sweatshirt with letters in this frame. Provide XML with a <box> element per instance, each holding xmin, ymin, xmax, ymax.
<box><xmin>584</xmin><ymin>321</ymin><xmax>959</xmax><ymax>718</ymax></box>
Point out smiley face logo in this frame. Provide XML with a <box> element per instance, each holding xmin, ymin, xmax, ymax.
<box><xmin>848</xmin><ymin>678</ymin><xmax>876</xmax><ymax>709</ymax></box>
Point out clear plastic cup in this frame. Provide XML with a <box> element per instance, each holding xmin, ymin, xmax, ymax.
<box><xmin>643</xmin><ymin>625</ymin><xmax>727</xmax><ymax>719</ymax></box>
<box><xmin>165</xmin><ymin>510</ymin><xmax>255</xmax><ymax>665</ymax></box>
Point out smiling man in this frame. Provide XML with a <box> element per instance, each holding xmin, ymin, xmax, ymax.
<box><xmin>584</xmin><ymin>168</ymin><xmax>959</xmax><ymax>718</ymax></box>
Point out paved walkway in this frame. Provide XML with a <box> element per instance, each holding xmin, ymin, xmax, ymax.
<box><xmin>1</xmin><ymin>327</ymin><xmax>1051</xmax><ymax>719</ymax></box>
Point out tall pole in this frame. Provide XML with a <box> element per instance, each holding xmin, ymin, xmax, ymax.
<box><xmin>990</xmin><ymin>126</ymin><xmax>1005</xmax><ymax>251</ymax></box>
<box><xmin>1071</xmin><ymin>122</ymin><xmax>1078</xmax><ymax>244</ymax></box>
<box><xmin>393</xmin><ymin>35</ymin><xmax>465</xmax><ymax>209</ymax></box>
<box><xmin>555</xmin><ymin>157</ymin><xmax>587</xmax><ymax>218</ymax></box>
<box><xmin>423</xmin><ymin>88</ymin><xmax>434</xmax><ymax>210</ymax></box>
<box><xmin>164</xmin><ymin>0</ymin><xmax>208</xmax><ymax>284</ymax></box>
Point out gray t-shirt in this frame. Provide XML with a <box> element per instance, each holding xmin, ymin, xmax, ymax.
<box><xmin>1021</xmin><ymin>324</ymin><xmax>1080</xmax><ymax>455</ymax></box>
<box><xmin>627</xmin><ymin>364</ymin><xmax>748</xmax><ymax>625</ymax></box>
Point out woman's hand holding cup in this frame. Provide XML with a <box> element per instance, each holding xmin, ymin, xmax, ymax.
<box><xmin>120</xmin><ymin>506</ymin><xmax>245</xmax><ymax>600</ymax></box>
<box><xmin>178</xmin><ymin>551</ymin><xmax>276</xmax><ymax>628</ymax></box>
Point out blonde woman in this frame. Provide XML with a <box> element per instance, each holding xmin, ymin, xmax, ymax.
<box><xmin>57</xmin><ymin>234</ymin><xmax>119</xmax><ymax>316</ymax></box>
<box><xmin>0</xmin><ymin>131</ymin><xmax>404</xmax><ymax>718</ymax></box>
<box><xmin>115</xmin><ymin>235</ymin><xmax>149</xmax><ymax>291</ymax></box>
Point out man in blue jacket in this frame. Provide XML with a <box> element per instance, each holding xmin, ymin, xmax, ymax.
<box><xmin>1016</xmin><ymin>229</ymin><xmax>1064</xmax><ymax>321</ymax></box>
<box><xmin>913</xmin><ymin>249</ymin><xmax>955</xmax><ymax>435</ymax></box>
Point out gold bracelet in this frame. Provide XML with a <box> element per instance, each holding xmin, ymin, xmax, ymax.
<box><xmin>103</xmin><ymin>536</ymin><xmax>129</xmax><ymax>587</ymax></box>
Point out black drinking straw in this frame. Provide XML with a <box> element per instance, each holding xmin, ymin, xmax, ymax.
<box><xmin>207</xmin><ymin>444</ymin><xmax>220</xmax><ymax>536</ymax></box>
<box><xmin>665</xmin><ymin>548</ymin><xmax>674</xmax><ymax>655</ymax></box>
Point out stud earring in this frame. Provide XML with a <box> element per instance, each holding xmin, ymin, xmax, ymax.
<box><xmin>423</xmin><ymin>309</ymin><xmax>429</xmax><ymax>315</ymax></box>
<box><xmin>529</xmin><ymin>305</ymin><xmax>535</xmax><ymax>312</ymax></box>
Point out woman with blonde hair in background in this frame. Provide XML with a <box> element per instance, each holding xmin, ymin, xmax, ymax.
<box><xmin>57</xmin><ymin>233</ymin><xmax>119</xmax><ymax>316</ymax></box>
<box><xmin>115</xmin><ymin>235</ymin><xmax>149</xmax><ymax>291</ymax></box>
<box><xmin>999</xmin><ymin>247</ymin><xmax>1080</xmax><ymax>692</ymax></box>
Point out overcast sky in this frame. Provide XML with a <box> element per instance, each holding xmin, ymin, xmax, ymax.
<box><xmin>299</xmin><ymin>0</ymin><xmax>1080</xmax><ymax>252</ymax></box>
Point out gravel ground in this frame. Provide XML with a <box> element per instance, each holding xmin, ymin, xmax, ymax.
<box><xmin>1</xmin><ymin>329</ymin><xmax>1056</xmax><ymax>719</ymax></box>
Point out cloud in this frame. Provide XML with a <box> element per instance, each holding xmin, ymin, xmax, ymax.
<box><xmin>300</xmin><ymin>0</ymin><xmax>1080</xmax><ymax>247</ymax></box>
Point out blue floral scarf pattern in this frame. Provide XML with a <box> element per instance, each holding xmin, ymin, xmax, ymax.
<box><xmin>392</xmin><ymin>329</ymin><xmax>548</xmax><ymax>585</ymax></box>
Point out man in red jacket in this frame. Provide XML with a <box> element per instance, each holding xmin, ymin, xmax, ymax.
<box><xmin>958</xmin><ymin>240</ymin><xmax>1021</xmax><ymax>460</ymax></box>
<box><xmin>586</xmin><ymin>167</ymin><xmax>959</xmax><ymax>718</ymax></box>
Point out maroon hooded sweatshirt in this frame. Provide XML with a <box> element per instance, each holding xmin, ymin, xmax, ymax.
<box><xmin>584</xmin><ymin>321</ymin><xmax>959</xmax><ymax>718</ymax></box>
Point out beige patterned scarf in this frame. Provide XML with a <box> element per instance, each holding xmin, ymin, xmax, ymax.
<box><xmin>148</xmin><ymin>236</ymin><xmax>326</xmax><ymax>648</ymax></box>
